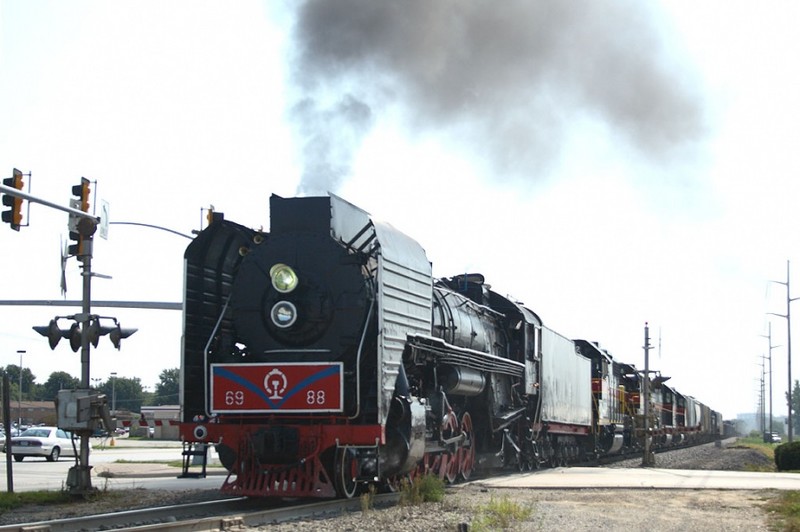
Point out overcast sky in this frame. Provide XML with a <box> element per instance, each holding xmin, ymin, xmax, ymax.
<box><xmin>2</xmin><ymin>1</ymin><xmax>799</xmax><ymax>420</ymax></box>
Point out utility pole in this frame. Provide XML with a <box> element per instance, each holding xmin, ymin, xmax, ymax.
<box><xmin>769</xmin><ymin>260</ymin><xmax>799</xmax><ymax>442</ymax></box>
<box><xmin>17</xmin><ymin>350</ymin><xmax>25</xmax><ymax>429</ymax></box>
<box><xmin>642</xmin><ymin>323</ymin><xmax>655</xmax><ymax>467</ymax></box>
<box><xmin>762</xmin><ymin>323</ymin><xmax>778</xmax><ymax>436</ymax></box>
<box><xmin>111</xmin><ymin>372</ymin><xmax>117</xmax><ymax>417</ymax></box>
<box><xmin>758</xmin><ymin>355</ymin><xmax>767</xmax><ymax>436</ymax></box>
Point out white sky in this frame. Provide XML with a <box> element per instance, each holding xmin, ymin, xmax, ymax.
<box><xmin>1</xmin><ymin>1</ymin><xmax>799</xmax><ymax>420</ymax></box>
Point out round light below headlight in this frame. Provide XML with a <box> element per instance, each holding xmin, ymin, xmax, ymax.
<box><xmin>193</xmin><ymin>425</ymin><xmax>208</xmax><ymax>440</ymax></box>
<box><xmin>271</xmin><ymin>301</ymin><xmax>298</xmax><ymax>328</ymax></box>
<box><xmin>270</xmin><ymin>263</ymin><xmax>298</xmax><ymax>293</ymax></box>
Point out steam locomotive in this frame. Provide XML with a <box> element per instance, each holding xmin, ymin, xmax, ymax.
<box><xmin>179</xmin><ymin>194</ymin><xmax>722</xmax><ymax>498</ymax></box>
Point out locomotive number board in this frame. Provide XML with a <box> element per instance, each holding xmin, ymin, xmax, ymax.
<box><xmin>210</xmin><ymin>362</ymin><xmax>343</xmax><ymax>413</ymax></box>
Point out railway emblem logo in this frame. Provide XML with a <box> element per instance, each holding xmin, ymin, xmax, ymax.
<box><xmin>264</xmin><ymin>369</ymin><xmax>288</xmax><ymax>400</ymax></box>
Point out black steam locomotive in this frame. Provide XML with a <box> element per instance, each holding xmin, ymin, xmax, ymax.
<box><xmin>179</xmin><ymin>194</ymin><xmax>722</xmax><ymax>498</ymax></box>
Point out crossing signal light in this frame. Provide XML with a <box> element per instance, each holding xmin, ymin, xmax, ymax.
<box><xmin>32</xmin><ymin>320</ymin><xmax>67</xmax><ymax>350</ymax></box>
<box><xmin>2</xmin><ymin>168</ymin><xmax>24</xmax><ymax>230</ymax></box>
<box><xmin>34</xmin><ymin>317</ymin><xmax>137</xmax><ymax>351</ymax></box>
<box><xmin>109</xmin><ymin>324</ymin><xmax>137</xmax><ymax>350</ymax></box>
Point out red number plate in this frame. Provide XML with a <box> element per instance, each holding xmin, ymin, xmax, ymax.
<box><xmin>210</xmin><ymin>362</ymin><xmax>343</xmax><ymax>413</ymax></box>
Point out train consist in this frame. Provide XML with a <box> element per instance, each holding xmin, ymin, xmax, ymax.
<box><xmin>179</xmin><ymin>194</ymin><xmax>723</xmax><ymax>498</ymax></box>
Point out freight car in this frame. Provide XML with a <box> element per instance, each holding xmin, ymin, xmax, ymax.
<box><xmin>179</xmin><ymin>194</ymin><xmax>722</xmax><ymax>498</ymax></box>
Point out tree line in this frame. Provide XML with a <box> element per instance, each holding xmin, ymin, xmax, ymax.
<box><xmin>0</xmin><ymin>366</ymin><xmax>180</xmax><ymax>414</ymax></box>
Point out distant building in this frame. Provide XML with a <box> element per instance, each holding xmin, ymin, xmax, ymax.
<box><xmin>139</xmin><ymin>405</ymin><xmax>180</xmax><ymax>440</ymax></box>
<box><xmin>0</xmin><ymin>400</ymin><xmax>56</xmax><ymax>427</ymax></box>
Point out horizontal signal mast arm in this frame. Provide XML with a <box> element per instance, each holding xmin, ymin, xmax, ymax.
<box><xmin>0</xmin><ymin>183</ymin><xmax>99</xmax><ymax>221</ymax></box>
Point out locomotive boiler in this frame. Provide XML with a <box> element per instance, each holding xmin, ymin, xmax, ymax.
<box><xmin>179</xmin><ymin>193</ymin><xmax>721</xmax><ymax>499</ymax></box>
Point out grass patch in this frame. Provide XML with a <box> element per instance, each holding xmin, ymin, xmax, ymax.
<box><xmin>737</xmin><ymin>437</ymin><xmax>780</xmax><ymax>455</ymax></box>
<box><xmin>764</xmin><ymin>490</ymin><xmax>800</xmax><ymax>530</ymax></box>
<box><xmin>360</xmin><ymin>484</ymin><xmax>376</xmax><ymax>512</ymax></box>
<box><xmin>731</xmin><ymin>437</ymin><xmax>778</xmax><ymax>472</ymax></box>
<box><xmin>0</xmin><ymin>489</ymin><xmax>131</xmax><ymax>515</ymax></box>
<box><xmin>399</xmin><ymin>474</ymin><xmax>445</xmax><ymax>505</ymax></box>
<box><xmin>0</xmin><ymin>491</ymin><xmax>77</xmax><ymax>514</ymax></box>
<box><xmin>471</xmin><ymin>495</ymin><xmax>533</xmax><ymax>531</ymax></box>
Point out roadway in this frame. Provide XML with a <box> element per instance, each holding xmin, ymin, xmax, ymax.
<box><xmin>0</xmin><ymin>436</ymin><xmax>225</xmax><ymax>493</ymax></box>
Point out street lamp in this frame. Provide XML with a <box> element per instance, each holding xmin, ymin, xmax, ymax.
<box><xmin>16</xmin><ymin>350</ymin><xmax>25</xmax><ymax>429</ymax></box>
<box><xmin>111</xmin><ymin>372</ymin><xmax>117</xmax><ymax>417</ymax></box>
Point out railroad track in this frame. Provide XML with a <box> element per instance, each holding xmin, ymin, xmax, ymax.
<box><xmin>0</xmin><ymin>493</ymin><xmax>401</xmax><ymax>532</ymax></box>
<box><xmin>0</xmin><ymin>439</ymin><xmax>726</xmax><ymax>531</ymax></box>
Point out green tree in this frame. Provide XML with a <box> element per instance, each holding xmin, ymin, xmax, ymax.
<box><xmin>40</xmin><ymin>371</ymin><xmax>81</xmax><ymax>401</ymax></box>
<box><xmin>790</xmin><ymin>379</ymin><xmax>800</xmax><ymax>435</ymax></box>
<box><xmin>98</xmin><ymin>376</ymin><xmax>144</xmax><ymax>414</ymax></box>
<box><xmin>0</xmin><ymin>365</ymin><xmax>36</xmax><ymax>401</ymax></box>
<box><xmin>152</xmin><ymin>368</ymin><xmax>179</xmax><ymax>406</ymax></box>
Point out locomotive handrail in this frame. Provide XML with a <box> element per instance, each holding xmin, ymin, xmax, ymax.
<box><xmin>348</xmin><ymin>289</ymin><xmax>376</xmax><ymax>420</ymax></box>
<box><xmin>203</xmin><ymin>292</ymin><xmax>233</xmax><ymax>418</ymax></box>
<box><xmin>408</xmin><ymin>335</ymin><xmax>525</xmax><ymax>377</ymax></box>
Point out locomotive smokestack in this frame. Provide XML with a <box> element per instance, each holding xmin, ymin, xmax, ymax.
<box><xmin>288</xmin><ymin>1</ymin><xmax>706</xmax><ymax>193</ymax></box>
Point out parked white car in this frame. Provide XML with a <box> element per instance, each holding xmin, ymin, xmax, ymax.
<box><xmin>3</xmin><ymin>426</ymin><xmax>77</xmax><ymax>462</ymax></box>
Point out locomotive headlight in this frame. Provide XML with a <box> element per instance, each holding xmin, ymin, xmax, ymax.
<box><xmin>270</xmin><ymin>263</ymin><xmax>298</xmax><ymax>293</ymax></box>
<box><xmin>271</xmin><ymin>300</ymin><xmax>298</xmax><ymax>328</ymax></box>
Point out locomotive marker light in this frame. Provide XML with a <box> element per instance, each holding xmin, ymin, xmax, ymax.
<box><xmin>271</xmin><ymin>300</ymin><xmax>298</xmax><ymax>328</ymax></box>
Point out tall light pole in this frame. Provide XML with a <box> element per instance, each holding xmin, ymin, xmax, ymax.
<box><xmin>110</xmin><ymin>372</ymin><xmax>117</xmax><ymax>417</ymax></box>
<box><xmin>769</xmin><ymin>260</ymin><xmax>800</xmax><ymax>442</ymax></box>
<box><xmin>642</xmin><ymin>323</ymin><xmax>654</xmax><ymax>466</ymax></box>
<box><xmin>16</xmin><ymin>350</ymin><xmax>25</xmax><ymax>429</ymax></box>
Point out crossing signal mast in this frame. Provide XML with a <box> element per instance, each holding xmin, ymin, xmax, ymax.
<box><xmin>8</xmin><ymin>171</ymin><xmax>138</xmax><ymax>495</ymax></box>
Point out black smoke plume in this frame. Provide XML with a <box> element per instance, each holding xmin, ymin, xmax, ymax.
<box><xmin>289</xmin><ymin>1</ymin><xmax>705</xmax><ymax>195</ymax></box>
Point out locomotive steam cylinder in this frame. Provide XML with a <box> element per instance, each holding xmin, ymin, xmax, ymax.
<box><xmin>440</xmin><ymin>365</ymin><xmax>487</xmax><ymax>396</ymax></box>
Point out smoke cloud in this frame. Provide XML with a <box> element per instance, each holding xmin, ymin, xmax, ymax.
<box><xmin>289</xmin><ymin>1</ymin><xmax>706</xmax><ymax>194</ymax></box>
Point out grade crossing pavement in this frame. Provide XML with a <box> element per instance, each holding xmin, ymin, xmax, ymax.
<box><xmin>475</xmin><ymin>466</ymin><xmax>800</xmax><ymax>490</ymax></box>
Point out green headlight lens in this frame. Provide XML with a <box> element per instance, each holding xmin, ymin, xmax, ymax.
<box><xmin>270</xmin><ymin>263</ymin><xmax>298</xmax><ymax>293</ymax></box>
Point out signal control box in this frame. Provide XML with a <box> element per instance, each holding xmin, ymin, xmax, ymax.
<box><xmin>56</xmin><ymin>389</ymin><xmax>116</xmax><ymax>434</ymax></box>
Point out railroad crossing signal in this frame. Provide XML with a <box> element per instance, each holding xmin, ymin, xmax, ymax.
<box><xmin>33</xmin><ymin>316</ymin><xmax>138</xmax><ymax>352</ymax></box>
<box><xmin>2</xmin><ymin>168</ymin><xmax>24</xmax><ymax>230</ymax></box>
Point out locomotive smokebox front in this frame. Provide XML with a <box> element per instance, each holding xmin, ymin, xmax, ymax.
<box><xmin>230</xmin><ymin>197</ymin><xmax>371</xmax><ymax>364</ymax></box>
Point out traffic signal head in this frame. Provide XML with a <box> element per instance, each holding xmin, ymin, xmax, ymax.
<box><xmin>2</xmin><ymin>168</ymin><xmax>24</xmax><ymax>230</ymax></box>
<box><xmin>72</xmin><ymin>177</ymin><xmax>90</xmax><ymax>213</ymax></box>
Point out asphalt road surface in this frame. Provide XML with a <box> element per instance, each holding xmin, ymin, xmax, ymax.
<box><xmin>0</xmin><ymin>436</ymin><xmax>225</xmax><ymax>492</ymax></box>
